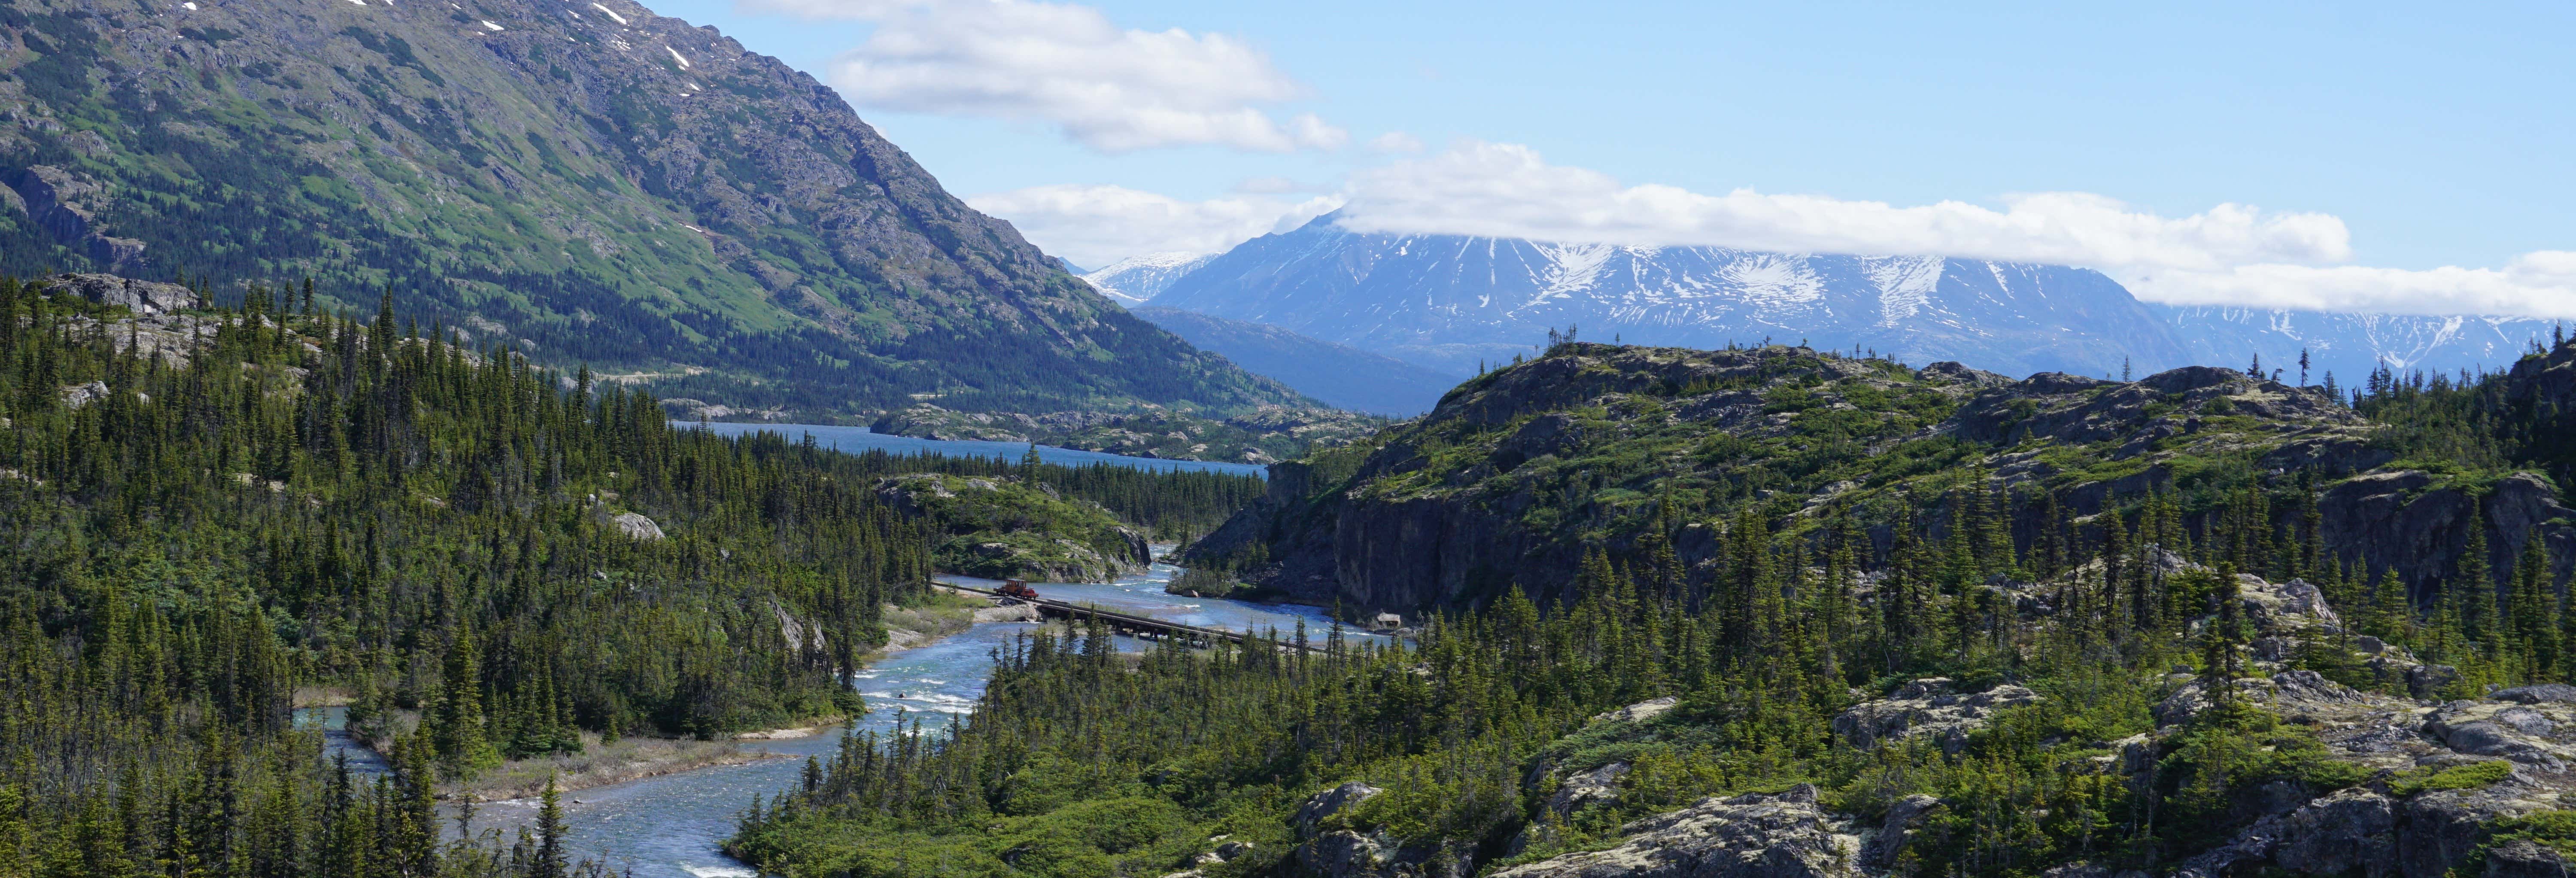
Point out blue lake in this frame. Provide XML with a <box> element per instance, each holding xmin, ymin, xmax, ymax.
<box><xmin>679</xmin><ymin>421</ymin><xmax>1268</xmax><ymax>478</ymax></box>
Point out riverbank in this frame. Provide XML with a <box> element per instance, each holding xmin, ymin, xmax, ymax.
<box><xmin>877</xmin><ymin>589</ymin><xmax>988</xmax><ymax>653</ymax></box>
<box><xmin>449</xmin><ymin>735</ymin><xmax>787</xmax><ymax>803</ymax></box>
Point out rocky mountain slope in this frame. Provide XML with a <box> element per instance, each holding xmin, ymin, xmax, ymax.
<box><xmin>1449</xmin><ymin>568</ymin><xmax>2576</xmax><ymax>878</ymax></box>
<box><xmin>0</xmin><ymin>0</ymin><xmax>1297</xmax><ymax>420</ymax></box>
<box><xmin>1131</xmin><ymin>306</ymin><xmax>1464</xmax><ymax>415</ymax></box>
<box><xmin>1185</xmin><ymin>340</ymin><xmax>2576</xmax><ymax>616</ymax></box>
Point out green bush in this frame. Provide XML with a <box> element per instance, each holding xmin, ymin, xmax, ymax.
<box><xmin>2389</xmin><ymin>760</ymin><xmax>2513</xmax><ymax>796</ymax></box>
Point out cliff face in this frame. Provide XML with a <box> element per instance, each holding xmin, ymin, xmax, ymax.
<box><xmin>1187</xmin><ymin>341</ymin><xmax>2576</xmax><ymax>616</ymax></box>
<box><xmin>0</xmin><ymin>0</ymin><xmax>1297</xmax><ymax>418</ymax></box>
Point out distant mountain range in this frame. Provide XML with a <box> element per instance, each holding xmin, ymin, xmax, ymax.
<box><xmin>1082</xmin><ymin>253</ymin><xmax>1218</xmax><ymax>305</ymax></box>
<box><xmin>1121</xmin><ymin>215</ymin><xmax>2564</xmax><ymax>386</ymax></box>
<box><xmin>0</xmin><ymin>0</ymin><xmax>1297</xmax><ymax>421</ymax></box>
<box><xmin>1128</xmin><ymin>307</ymin><xmax>1462</xmax><ymax>415</ymax></box>
<box><xmin>2153</xmin><ymin>307</ymin><xmax>2560</xmax><ymax>385</ymax></box>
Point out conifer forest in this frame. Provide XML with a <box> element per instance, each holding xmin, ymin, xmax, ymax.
<box><xmin>0</xmin><ymin>277</ymin><xmax>1262</xmax><ymax>876</ymax></box>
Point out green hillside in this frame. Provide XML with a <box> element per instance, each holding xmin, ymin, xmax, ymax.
<box><xmin>0</xmin><ymin>0</ymin><xmax>1302</xmax><ymax>420</ymax></box>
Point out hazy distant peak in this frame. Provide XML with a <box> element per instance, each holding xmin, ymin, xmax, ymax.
<box><xmin>1081</xmin><ymin>252</ymin><xmax>1219</xmax><ymax>304</ymax></box>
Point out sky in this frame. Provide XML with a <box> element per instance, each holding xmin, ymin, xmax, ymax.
<box><xmin>646</xmin><ymin>0</ymin><xmax>2576</xmax><ymax>317</ymax></box>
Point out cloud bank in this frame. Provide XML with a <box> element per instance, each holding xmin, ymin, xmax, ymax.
<box><xmin>965</xmin><ymin>184</ymin><xmax>1340</xmax><ymax>268</ymax></box>
<box><xmin>1326</xmin><ymin>142</ymin><xmax>2576</xmax><ymax>317</ymax></box>
<box><xmin>981</xmin><ymin>141</ymin><xmax>2576</xmax><ymax>319</ymax></box>
<box><xmin>747</xmin><ymin>0</ymin><xmax>1341</xmax><ymax>152</ymax></box>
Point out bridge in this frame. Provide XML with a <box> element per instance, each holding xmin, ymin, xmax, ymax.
<box><xmin>940</xmin><ymin>583</ymin><xmax>1321</xmax><ymax>652</ymax></box>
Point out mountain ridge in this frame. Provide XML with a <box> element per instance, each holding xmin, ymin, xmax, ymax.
<box><xmin>0</xmin><ymin>0</ymin><xmax>1298</xmax><ymax>419</ymax></box>
<box><xmin>1148</xmin><ymin>214</ymin><xmax>2192</xmax><ymax>379</ymax></box>
<box><xmin>1132</xmin><ymin>215</ymin><xmax>2564</xmax><ymax>386</ymax></box>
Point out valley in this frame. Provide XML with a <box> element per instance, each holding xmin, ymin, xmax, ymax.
<box><xmin>0</xmin><ymin>2</ymin><xmax>2571</xmax><ymax>878</ymax></box>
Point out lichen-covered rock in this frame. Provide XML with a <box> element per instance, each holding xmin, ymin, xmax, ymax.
<box><xmin>2423</xmin><ymin>701</ymin><xmax>2576</xmax><ymax>771</ymax></box>
<box><xmin>2268</xmin><ymin>788</ymin><xmax>2397</xmax><ymax>875</ymax></box>
<box><xmin>1592</xmin><ymin>696</ymin><xmax>1680</xmax><ymax>726</ymax></box>
<box><xmin>28</xmin><ymin>273</ymin><xmax>200</xmax><ymax>315</ymax></box>
<box><xmin>1545</xmin><ymin>762</ymin><xmax>1629</xmax><ymax>820</ymax></box>
<box><xmin>1301</xmin><ymin>829</ymin><xmax>1396</xmax><ymax>878</ymax></box>
<box><xmin>1488</xmin><ymin>785</ymin><xmax>1859</xmax><ymax>878</ymax></box>
<box><xmin>2482</xmin><ymin>839</ymin><xmax>2570</xmax><ymax>878</ymax></box>
<box><xmin>2494</xmin><ymin>684</ymin><xmax>2576</xmax><ymax>705</ymax></box>
<box><xmin>2234</xmin><ymin>574</ymin><xmax>2343</xmax><ymax>635</ymax></box>
<box><xmin>612</xmin><ymin>512</ymin><xmax>665</xmax><ymax>540</ymax></box>
<box><xmin>2154</xmin><ymin>670</ymin><xmax>2379</xmax><ymax>728</ymax></box>
<box><xmin>58</xmin><ymin>381</ymin><xmax>109</xmax><ymax>410</ymax></box>
<box><xmin>1832</xmin><ymin>678</ymin><xmax>2040</xmax><ymax>753</ymax></box>
<box><xmin>1296</xmin><ymin>782</ymin><xmax>1384</xmax><ymax>835</ymax></box>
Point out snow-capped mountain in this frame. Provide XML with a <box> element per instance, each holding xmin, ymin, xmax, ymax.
<box><xmin>1080</xmin><ymin>252</ymin><xmax>1218</xmax><ymax>305</ymax></box>
<box><xmin>1148</xmin><ymin>215</ymin><xmax>2191</xmax><ymax>378</ymax></box>
<box><xmin>2154</xmin><ymin>306</ymin><xmax>2563</xmax><ymax>386</ymax></box>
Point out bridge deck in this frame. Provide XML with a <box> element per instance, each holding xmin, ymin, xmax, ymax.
<box><xmin>942</xmin><ymin>583</ymin><xmax>1319</xmax><ymax>651</ymax></box>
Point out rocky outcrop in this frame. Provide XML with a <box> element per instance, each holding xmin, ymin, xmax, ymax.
<box><xmin>1488</xmin><ymin>785</ymin><xmax>1859</xmax><ymax>878</ymax></box>
<box><xmin>1544</xmin><ymin>763</ymin><xmax>1630</xmax><ymax>821</ymax></box>
<box><xmin>3</xmin><ymin>168</ymin><xmax>149</xmax><ymax>273</ymax></box>
<box><xmin>2483</xmin><ymin>840</ymin><xmax>2572</xmax><ymax>878</ymax></box>
<box><xmin>1860</xmin><ymin>794</ymin><xmax>1942</xmax><ymax>872</ymax></box>
<box><xmin>58</xmin><ymin>381</ymin><xmax>109</xmax><ymax>410</ymax></box>
<box><xmin>1294</xmin><ymin>783</ymin><xmax>1395</xmax><ymax>878</ymax></box>
<box><xmin>27</xmin><ymin>273</ymin><xmax>200</xmax><ymax>315</ymax></box>
<box><xmin>1296</xmin><ymin>782</ymin><xmax>1385</xmax><ymax>835</ymax></box>
<box><xmin>1592</xmin><ymin>696</ymin><xmax>1680</xmax><ymax>726</ymax></box>
<box><xmin>1950</xmin><ymin>365</ymin><xmax>2353</xmax><ymax>448</ymax></box>
<box><xmin>2319</xmin><ymin>470</ymin><xmax>2576</xmax><ymax>612</ymax></box>
<box><xmin>1832</xmin><ymin>678</ymin><xmax>2041</xmax><ymax>753</ymax></box>
<box><xmin>2422</xmin><ymin>700</ymin><xmax>2576</xmax><ymax>771</ymax></box>
<box><xmin>612</xmin><ymin>512</ymin><xmax>666</xmax><ymax>541</ymax></box>
<box><xmin>2153</xmin><ymin>670</ymin><xmax>2381</xmax><ymax>728</ymax></box>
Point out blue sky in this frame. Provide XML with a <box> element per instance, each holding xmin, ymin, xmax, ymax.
<box><xmin>646</xmin><ymin>0</ymin><xmax>2576</xmax><ymax>316</ymax></box>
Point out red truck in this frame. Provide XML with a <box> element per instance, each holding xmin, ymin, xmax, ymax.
<box><xmin>996</xmin><ymin>579</ymin><xmax>1041</xmax><ymax>601</ymax></box>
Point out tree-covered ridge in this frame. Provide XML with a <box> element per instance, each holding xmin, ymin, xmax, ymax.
<box><xmin>1187</xmin><ymin>340</ymin><xmax>2573</xmax><ymax>619</ymax></box>
<box><xmin>727</xmin><ymin>400</ymin><xmax>2576</xmax><ymax>878</ymax></box>
<box><xmin>0</xmin><ymin>0</ymin><xmax>1303</xmax><ymax>421</ymax></box>
<box><xmin>721</xmin><ymin>338</ymin><xmax>2576</xmax><ymax>878</ymax></box>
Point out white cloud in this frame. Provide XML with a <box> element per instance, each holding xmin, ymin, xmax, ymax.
<box><xmin>2130</xmin><ymin>255</ymin><xmax>2576</xmax><ymax>319</ymax></box>
<box><xmin>966</xmin><ymin>184</ymin><xmax>1340</xmax><ymax>267</ymax></box>
<box><xmin>1321</xmin><ymin>141</ymin><xmax>2576</xmax><ymax>318</ymax></box>
<box><xmin>1338</xmin><ymin>141</ymin><xmax>2350</xmax><ymax>271</ymax></box>
<box><xmin>744</xmin><ymin>0</ymin><xmax>1341</xmax><ymax>152</ymax></box>
<box><xmin>1367</xmin><ymin>131</ymin><xmax>1424</xmax><ymax>153</ymax></box>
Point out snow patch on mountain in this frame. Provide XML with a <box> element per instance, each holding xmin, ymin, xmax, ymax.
<box><xmin>1720</xmin><ymin>254</ymin><xmax>1826</xmax><ymax>308</ymax></box>
<box><xmin>1080</xmin><ymin>252</ymin><xmax>1217</xmax><ymax>305</ymax></box>
<box><xmin>1867</xmin><ymin>255</ymin><xmax>1943</xmax><ymax>325</ymax></box>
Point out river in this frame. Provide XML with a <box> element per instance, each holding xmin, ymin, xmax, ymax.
<box><xmin>426</xmin><ymin>557</ymin><xmax>1359</xmax><ymax>878</ymax></box>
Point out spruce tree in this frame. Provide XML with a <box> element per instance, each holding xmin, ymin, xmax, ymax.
<box><xmin>432</xmin><ymin>628</ymin><xmax>502</xmax><ymax>779</ymax></box>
